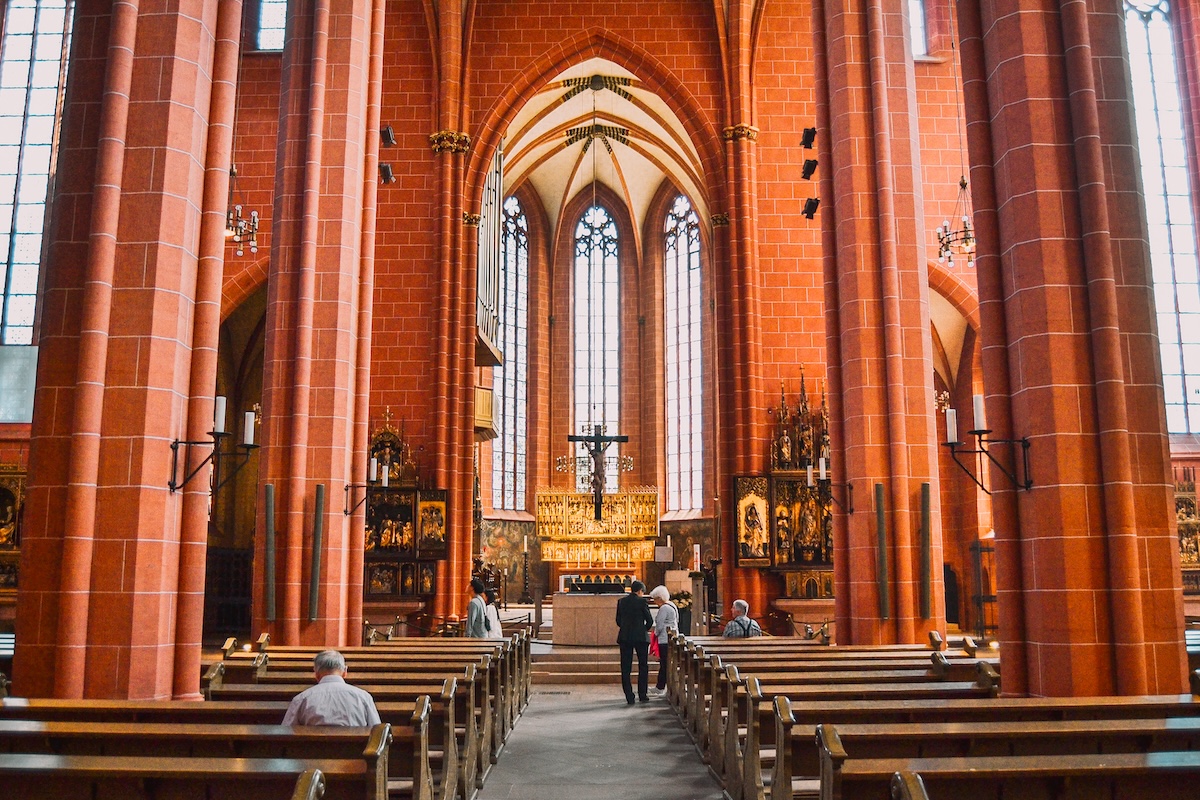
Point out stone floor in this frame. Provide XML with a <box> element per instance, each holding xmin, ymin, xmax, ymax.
<box><xmin>477</xmin><ymin>684</ymin><xmax>724</xmax><ymax>800</ymax></box>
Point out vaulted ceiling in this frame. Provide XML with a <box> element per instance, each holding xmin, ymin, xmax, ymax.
<box><xmin>502</xmin><ymin>57</ymin><xmax>707</xmax><ymax>249</ymax></box>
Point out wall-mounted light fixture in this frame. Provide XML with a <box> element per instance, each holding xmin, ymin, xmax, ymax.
<box><xmin>379</xmin><ymin>164</ymin><xmax>396</xmax><ymax>184</ymax></box>
<box><xmin>802</xmin><ymin>158</ymin><xmax>818</xmax><ymax>180</ymax></box>
<box><xmin>801</xmin><ymin>127</ymin><xmax>817</xmax><ymax>148</ymax></box>
<box><xmin>802</xmin><ymin>197</ymin><xmax>820</xmax><ymax>219</ymax></box>
<box><xmin>380</xmin><ymin>125</ymin><xmax>396</xmax><ymax>147</ymax></box>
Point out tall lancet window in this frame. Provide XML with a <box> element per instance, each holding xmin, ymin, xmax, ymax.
<box><xmin>573</xmin><ymin>204</ymin><xmax>621</xmax><ymax>492</ymax></box>
<box><xmin>664</xmin><ymin>195</ymin><xmax>703</xmax><ymax>511</ymax></box>
<box><xmin>492</xmin><ymin>196</ymin><xmax>529</xmax><ymax>510</ymax></box>
<box><xmin>1125</xmin><ymin>0</ymin><xmax>1200</xmax><ymax>433</ymax></box>
<box><xmin>0</xmin><ymin>0</ymin><xmax>73</xmax><ymax>345</ymax></box>
<box><xmin>256</xmin><ymin>0</ymin><xmax>288</xmax><ymax>51</ymax></box>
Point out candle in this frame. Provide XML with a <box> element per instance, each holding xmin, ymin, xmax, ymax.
<box><xmin>243</xmin><ymin>411</ymin><xmax>255</xmax><ymax>446</ymax></box>
<box><xmin>946</xmin><ymin>408</ymin><xmax>959</xmax><ymax>444</ymax></box>
<box><xmin>369</xmin><ymin>457</ymin><xmax>378</xmax><ymax>482</ymax></box>
<box><xmin>213</xmin><ymin>395</ymin><xmax>227</xmax><ymax>433</ymax></box>
<box><xmin>693</xmin><ymin>543</ymin><xmax>701</xmax><ymax>572</ymax></box>
<box><xmin>806</xmin><ymin>465</ymin><xmax>814</xmax><ymax>487</ymax></box>
<box><xmin>523</xmin><ymin>535</ymin><xmax>529</xmax><ymax>552</ymax></box>
<box><xmin>818</xmin><ymin>457</ymin><xmax>827</xmax><ymax>481</ymax></box>
<box><xmin>381</xmin><ymin>463</ymin><xmax>389</xmax><ymax>487</ymax></box>
<box><xmin>973</xmin><ymin>394</ymin><xmax>986</xmax><ymax>432</ymax></box>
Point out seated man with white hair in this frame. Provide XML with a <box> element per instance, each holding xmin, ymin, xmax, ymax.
<box><xmin>282</xmin><ymin>649</ymin><xmax>382</xmax><ymax>726</ymax></box>
<box><xmin>722</xmin><ymin>599</ymin><xmax>763</xmax><ymax>638</ymax></box>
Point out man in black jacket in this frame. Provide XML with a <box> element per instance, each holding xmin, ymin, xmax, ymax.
<box><xmin>615</xmin><ymin>580</ymin><xmax>654</xmax><ymax>704</ymax></box>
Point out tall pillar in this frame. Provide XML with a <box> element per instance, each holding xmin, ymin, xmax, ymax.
<box><xmin>960</xmin><ymin>0</ymin><xmax>1184</xmax><ymax>695</ymax></box>
<box><xmin>815</xmin><ymin>0</ymin><xmax>945</xmax><ymax>644</ymax></box>
<box><xmin>255</xmin><ymin>0</ymin><xmax>374</xmax><ymax>644</ymax></box>
<box><xmin>15</xmin><ymin>0</ymin><xmax>227</xmax><ymax>698</ymax></box>
<box><xmin>720</xmin><ymin>0</ymin><xmax>770</xmax><ymax>617</ymax></box>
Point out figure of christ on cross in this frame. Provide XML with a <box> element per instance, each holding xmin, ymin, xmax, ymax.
<box><xmin>568</xmin><ymin>426</ymin><xmax>629</xmax><ymax>520</ymax></box>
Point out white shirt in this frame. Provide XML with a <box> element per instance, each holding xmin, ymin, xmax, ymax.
<box><xmin>485</xmin><ymin>603</ymin><xmax>503</xmax><ymax>638</ymax></box>
<box><xmin>282</xmin><ymin>674</ymin><xmax>381</xmax><ymax>727</ymax></box>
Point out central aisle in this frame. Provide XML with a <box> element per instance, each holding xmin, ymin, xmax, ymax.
<box><xmin>477</xmin><ymin>684</ymin><xmax>724</xmax><ymax>800</ymax></box>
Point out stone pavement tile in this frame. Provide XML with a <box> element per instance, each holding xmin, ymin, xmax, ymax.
<box><xmin>478</xmin><ymin>685</ymin><xmax>723</xmax><ymax>800</ymax></box>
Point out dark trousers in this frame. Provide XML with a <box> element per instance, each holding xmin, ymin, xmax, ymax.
<box><xmin>619</xmin><ymin>640</ymin><xmax>649</xmax><ymax>701</ymax></box>
<box><xmin>655</xmin><ymin>644</ymin><xmax>669</xmax><ymax>690</ymax></box>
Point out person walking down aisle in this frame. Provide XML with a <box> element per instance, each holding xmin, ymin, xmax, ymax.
<box><xmin>484</xmin><ymin>588</ymin><xmax>503</xmax><ymax>638</ymax></box>
<box><xmin>282</xmin><ymin>650</ymin><xmax>381</xmax><ymax>726</ymax></box>
<box><xmin>615</xmin><ymin>580</ymin><xmax>654</xmax><ymax>704</ymax></box>
<box><xmin>648</xmin><ymin>585</ymin><xmax>677</xmax><ymax>698</ymax></box>
<box><xmin>465</xmin><ymin>578</ymin><xmax>488</xmax><ymax>638</ymax></box>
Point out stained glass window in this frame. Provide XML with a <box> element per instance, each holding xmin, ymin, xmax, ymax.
<box><xmin>573</xmin><ymin>205</ymin><xmax>620</xmax><ymax>492</ymax></box>
<box><xmin>664</xmin><ymin>195</ymin><xmax>703</xmax><ymax>511</ymax></box>
<box><xmin>1125</xmin><ymin>0</ymin><xmax>1200</xmax><ymax>433</ymax></box>
<box><xmin>492</xmin><ymin>196</ymin><xmax>529</xmax><ymax>510</ymax></box>
<box><xmin>0</xmin><ymin>0</ymin><xmax>73</xmax><ymax>345</ymax></box>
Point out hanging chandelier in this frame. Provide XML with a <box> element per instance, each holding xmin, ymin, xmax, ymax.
<box><xmin>934</xmin><ymin>32</ymin><xmax>975</xmax><ymax>270</ymax></box>
<box><xmin>936</xmin><ymin>175</ymin><xmax>975</xmax><ymax>268</ymax></box>
<box><xmin>225</xmin><ymin>164</ymin><xmax>259</xmax><ymax>257</ymax></box>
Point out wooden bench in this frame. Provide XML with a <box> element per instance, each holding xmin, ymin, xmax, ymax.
<box><xmin>833</xmin><ymin>751</ymin><xmax>1200</xmax><ymax>800</ymax></box>
<box><xmin>0</xmin><ymin>696</ymin><xmax>446</xmax><ymax>800</ymax></box>
<box><xmin>770</xmin><ymin>693</ymin><xmax>1200</xmax><ymax>800</ymax></box>
<box><xmin>202</xmin><ymin>678</ymin><xmax>474</xmax><ymax>800</ymax></box>
<box><xmin>0</xmin><ymin>752</ymin><xmax>380</xmax><ymax>800</ymax></box>
<box><xmin>711</xmin><ymin>664</ymin><xmax>999</xmax><ymax>796</ymax></box>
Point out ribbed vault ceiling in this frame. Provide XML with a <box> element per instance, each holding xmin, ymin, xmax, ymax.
<box><xmin>502</xmin><ymin>57</ymin><xmax>707</xmax><ymax>248</ymax></box>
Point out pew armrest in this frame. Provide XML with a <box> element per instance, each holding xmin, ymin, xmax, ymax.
<box><xmin>291</xmin><ymin>768</ymin><xmax>326</xmax><ymax>800</ymax></box>
<box><xmin>962</xmin><ymin>635</ymin><xmax>978</xmax><ymax>657</ymax></box>
<box><xmin>201</xmin><ymin>662</ymin><xmax>224</xmax><ymax>696</ymax></box>
<box><xmin>256</xmin><ymin>632</ymin><xmax>271</xmax><ymax>652</ymax></box>
<box><xmin>890</xmin><ymin>771</ymin><xmax>929</xmax><ymax>800</ymax></box>
<box><xmin>221</xmin><ymin>638</ymin><xmax>238</xmax><ymax>658</ymax></box>
<box><xmin>976</xmin><ymin>661</ymin><xmax>1001</xmax><ymax>695</ymax></box>
<box><xmin>928</xmin><ymin>630</ymin><xmax>945</xmax><ymax>651</ymax></box>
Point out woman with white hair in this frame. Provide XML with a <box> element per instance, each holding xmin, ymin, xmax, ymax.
<box><xmin>648</xmin><ymin>584</ymin><xmax>677</xmax><ymax>697</ymax></box>
<box><xmin>722</xmin><ymin>599</ymin><xmax>763</xmax><ymax>637</ymax></box>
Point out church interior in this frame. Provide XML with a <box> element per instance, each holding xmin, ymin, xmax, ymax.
<box><xmin>0</xmin><ymin>0</ymin><xmax>1197</xmax><ymax>733</ymax></box>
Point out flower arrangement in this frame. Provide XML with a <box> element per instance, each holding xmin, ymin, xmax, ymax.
<box><xmin>670</xmin><ymin>590</ymin><xmax>692</xmax><ymax>610</ymax></box>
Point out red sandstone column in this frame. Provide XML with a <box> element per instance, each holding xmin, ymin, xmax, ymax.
<box><xmin>815</xmin><ymin>0</ymin><xmax>944</xmax><ymax>644</ymax></box>
<box><xmin>17</xmin><ymin>0</ymin><xmax>231</xmax><ymax>698</ymax></box>
<box><xmin>173</xmin><ymin>0</ymin><xmax>243</xmax><ymax>700</ymax></box>
<box><xmin>962</xmin><ymin>0</ymin><xmax>1184</xmax><ymax>695</ymax></box>
<box><xmin>256</xmin><ymin>0</ymin><xmax>373</xmax><ymax>645</ymax></box>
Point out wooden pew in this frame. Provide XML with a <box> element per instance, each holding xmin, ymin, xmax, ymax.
<box><xmin>715</xmin><ymin>667</ymin><xmax>999</xmax><ymax>800</ymax></box>
<box><xmin>771</xmin><ymin>694</ymin><xmax>1200</xmax><ymax>800</ymax></box>
<box><xmin>203</xmin><ymin>678</ymin><xmax>474</xmax><ymax>800</ymax></box>
<box><xmin>0</xmin><ymin>753</ymin><xmax>381</xmax><ymax>800</ymax></box>
<box><xmin>0</xmin><ymin>696</ymin><xmax>450</xmax><ymax>800</ymax></box>
<box><xmin>829</xmin><ymin>750</ymin><xmax>1200</xmax><ymax>800</ymax></box>
<box><xmin>0</xmin><ymin>718</ymin><xmax>421</xmax><ymax>799</ymax></box>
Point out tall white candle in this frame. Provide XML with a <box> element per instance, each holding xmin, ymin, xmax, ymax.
<box><xmin>973</xmin><ymin>394</ymin><xmax>986</xmax><ymax>432</ymax></box>
<box><xmin>946</xmin><ymin>408</ymin><xmax>959</xmax><ymax>444</ymax></box>
<box><xmin>369</xmin><ymin>457</ymin><xmax>378</xmax><ymax>482</ymax></box>
<box><xmin>381</xmin><ymin>463</ymin><xmax>389</xmax><ymax>487</ymax></box>
<box><xmin>806</xmin><ymin>465</ymin><xmax>814</xmax><ymax>487</ymax></box>
<box><xmin>666</xmin><ymin>535</ymin><xmax>671</xmax><ymax>549</ymax></box>
<box><xmin>818</xmin><ymin>457</ymin><xmax>827</xmax><ymax>481</ymax></box>
<box><xmin>693</xmin><ymin>543</ymin><xmax>701</xmax><ymax>571</ymax></box>
<box><xmin>243</xmin><ymin>411</ymin><xmax>255</xmax><ymax>446</ymax></box>
<box><xmin>213</xmin><ymin>395</ymin><xmax>227</xmax><ymax>434</ymax></box>
<box><xmin>523</xmin><ymin>534</ymin><xmax>529</xmax><ymax>552</ymax></box>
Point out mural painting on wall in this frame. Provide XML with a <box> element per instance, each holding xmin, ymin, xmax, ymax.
<box><xmin>0</xmin><ymin>465</ymin><xmax>23</xmax><ymax>592</ymax></box>
<box><xmin>734</xmin><ymin>475</ymin><xmax>770</xmax><ymax>567</ymax></box>
<box><xmin>1178</xmin><ymin>467</ymin><xmax>1199</xmax><ymax>594</ymax></box>
<box><xmin>481</xmin><ymin>518</ymin><xmax>537</xmax><ymax>603</ymax></box>
<box><xmin>362</xmin><ymin>416</ymin><xmax>442</xmax><ymax>600</ymax></box>
<box><xmin>659</xmin><ymin>518</ymin><xmax>716</xmax><ymax>571</ymax></box>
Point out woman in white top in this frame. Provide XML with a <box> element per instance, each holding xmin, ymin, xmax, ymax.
<box><xmin>483</xmin><ymin>589</ymin><xmax>503</xmax><ymax>638</ymax></box>
<box><xmin>648</xmin><ymin>585</ymin><xmax>678</xmax><ymax>696</ymax></box>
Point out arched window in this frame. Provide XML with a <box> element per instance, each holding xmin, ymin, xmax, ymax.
<box><xmin>492</xmin><ymin>196</ymin><xmax>529</xmax><ymax>510</ymax></box>
<box><xmin>256</xmin><ymin>0</ymin><xmax>288</xmax><ymax>51</ymax></box>
<box><xmin>573</xmin><ymin>204</ymin><xmax>621</xmax><ymax>492</ymax></box>
<box><xmin>1125</xmin><ymin>0</ymin><xmax>1200</xmax><ymax>433</ymax></box>
<box><xmin>0</xmin><ymin>0</ymin><xmax>73</xmax><ymax>345</ymax></box>
<box><xmin>664</xmin><ymin>195</ymin><xmax>703</xmax><ymax>512</ymax></box>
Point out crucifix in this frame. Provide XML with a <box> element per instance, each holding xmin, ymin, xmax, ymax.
<box><xmin>568</xmin><ymin>425</ymin><xmax>629</xmax><ymax>520</ymax></box>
